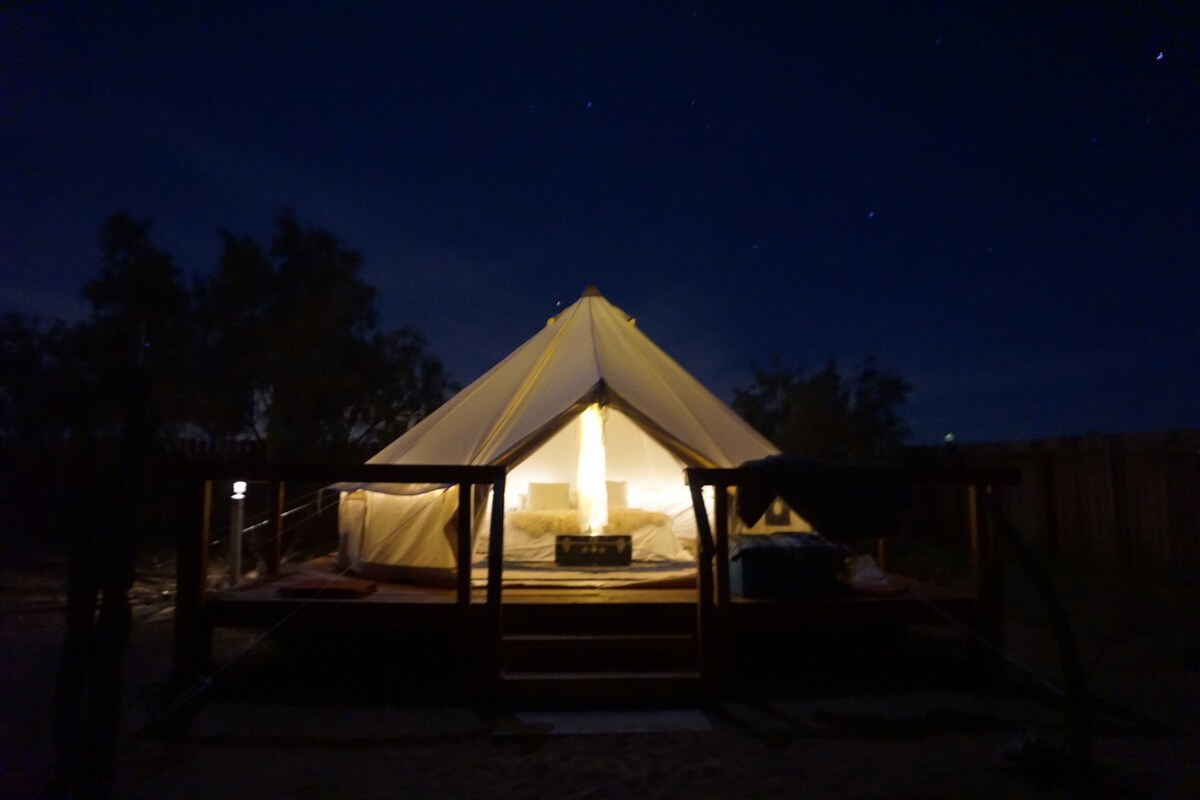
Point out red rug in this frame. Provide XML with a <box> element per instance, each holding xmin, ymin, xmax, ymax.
<box><xmin>276</xmin><ymin>577</ymin><xmax>378</xmax><ymax>599</ymax></box>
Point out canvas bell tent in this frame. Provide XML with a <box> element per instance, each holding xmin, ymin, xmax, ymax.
<box><xmin>337</xmin><ymin>286</ymin><xmax>792</xmax><ymax>582</ymax></box>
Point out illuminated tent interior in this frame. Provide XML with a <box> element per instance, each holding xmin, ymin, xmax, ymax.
<box><xmin>337</xmin><ymin>287</ymin><xmax>806</xmax><ymax>584</ymax></box>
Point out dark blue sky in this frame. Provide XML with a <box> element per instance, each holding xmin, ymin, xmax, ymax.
<box><xmin>2</xmin><ymin>2</ymin><xmax>1197</xmax><ymax>443</ymax></box>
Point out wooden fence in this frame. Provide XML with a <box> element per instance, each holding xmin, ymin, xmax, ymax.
<box><xmin>0</xmin><ymin>437</ymin><xmax>374</xmax><ymax>556</ymax></box>
<box><xmin>4</xmin><ymin>430</ymin><xmax>1196</xmax><ymax>579</ymax></box>
<box><xmin>909</xmin><ymin>430</ymin><xmax>1200</xmax><ymax>578</ymax></box>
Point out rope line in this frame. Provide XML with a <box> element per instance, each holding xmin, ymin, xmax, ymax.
<box><xmin>834</xmin><ymin>538</ymin><xmax>1069</xmax><ymax>699</ymax></box>
<box><xmin>155</xmin><ymin>559</ymin><xmax>358</xmax><ymax>723</ymax></box>
<box><xmin>149</xmin><ymin>491</ymin><xmax>324</xmax><ymax>573</ymax></box>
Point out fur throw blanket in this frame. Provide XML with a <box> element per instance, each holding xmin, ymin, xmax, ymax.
<box><xmin>507</xmin><ymin>508</ymin><xmax>672</xmax><ymax>537</ymax></box>
<box><xmin>508</xmin><ymin>509</ymin><xmax>580</xmax><ymax>536</ymax></box>
<box><xmin>604</xmin><ymin>508</ymin><xmax>671</xmax><ymax>534</ymax></box>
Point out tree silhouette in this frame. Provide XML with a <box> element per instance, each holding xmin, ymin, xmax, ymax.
<box><xmin>261</xmin><ymin>210</ymin><xmax>379</xmax><ymax>458</ymax></box>
<box><xmin>189</xmin><ymin>210</ymin><xmax>455</xmax><ymax>458</ymax></box>
<box><xmin>76</xmin><ymin>211</ymin><xmax>192</xmax><ymax>437</ymax></box>
<box><xmin>191</xmin><ymin>231</ymin><xmax>275</xmax><ymax>439</ymax></box>
<box><xmin>354</xmin><ymin>325</ymin><xmax>455</xmax><ymax>447</ymax></box>
<box><xmin>0</xmin><ymin>313</ymin><xmax>76</xmax><ymax>444</ymax></box>
<box><xmin>733</xmin><ymin>357</ymin><xmax>913</xmax><ymax>461</ymax></box>
<box><xmin>0</xmin><ymin>209</ymin><xmax>454</xmax><ymax>457</ymax></box>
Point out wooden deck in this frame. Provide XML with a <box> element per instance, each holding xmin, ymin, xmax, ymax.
<box><xmin>209</xmin><ymin>557</ymin><xmax>979</xmax><ymax>634</ymax></box>
<box><xmin>204</xmin><ymin>559</ymin><xmax>983</xmax><ymax>709</ymax></box>
<box><xmin>170</xmin><ymin>461</ymin><xmax>1016</xmax><ymax>709</ymax></box>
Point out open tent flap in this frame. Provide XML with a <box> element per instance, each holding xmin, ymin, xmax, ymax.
<box><xmin>504</xmin><ymin>407</ymin><xmax>685</xmax><ymax>509</ymax></box>
<box><xmin>738</xmin><ymin>496</ymin><xmax>815</xmax><ymax>534</ymax></box>
<box><xmin>480</xmin><ymin>407</ymin><xmax>694</xmax><ymax>560</ymax></box>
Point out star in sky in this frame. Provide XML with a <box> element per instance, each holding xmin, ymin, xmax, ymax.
<box><xmin>0</xmin><ymin>2</ymin><xmax>1195</xmax><ymax>444</ymax></box>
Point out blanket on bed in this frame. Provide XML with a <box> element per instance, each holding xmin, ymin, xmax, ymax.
<box><xmin>507</xmin><ymin>508</ymin><xmax>673</xmax><ymax>537</ymax></box>
<box><xmin>605</xmin><ymin>508</ymin><xmax>672</xmax><ymax>534</ymax></box>
<box><xmin>508</xmin><ymin>509</ymin><xmax>580</xmax><ymax>536</ymax></box>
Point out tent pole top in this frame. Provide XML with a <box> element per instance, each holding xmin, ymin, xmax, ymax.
<box><xmin>581</xmin><ymin>284</ymin><xmax>603</xmax><ymax>297</ymax></box>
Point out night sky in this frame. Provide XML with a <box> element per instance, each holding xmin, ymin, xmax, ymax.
<box><xmin>2</xmin><ymin>2</ymin><xmax>1197</xmax><ymax>444</ymax></box>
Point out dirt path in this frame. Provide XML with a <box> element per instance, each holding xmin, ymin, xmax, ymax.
<box><xmin>2</xmin><ymin>563</ymin><xmax>1197</xmax><ymax>799</ymax></box>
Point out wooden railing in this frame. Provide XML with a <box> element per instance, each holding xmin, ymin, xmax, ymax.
<box><xmin>167</xmin><ymin>462</ymin><xmax>507</xmax><ymax>698</ymax></box>
<box><xmin>684</xmin><ymin>463</ymin><xmax>1099</xmax><ymax>767</ymax></box>
<box><xmin>685</xmin><ymin>465</ymin><xmax>1021</xmax><ymax>691</ymax></box>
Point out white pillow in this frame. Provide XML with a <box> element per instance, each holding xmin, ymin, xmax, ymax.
<box><xmin>527</xmin><ymin>482</ymin><xmax>571</xmax><ymax>510</ymax></box>
<box><xmin>607</xmin><ymin>480</ymin><xmax>628</xmax><ymax>509</ymax></box>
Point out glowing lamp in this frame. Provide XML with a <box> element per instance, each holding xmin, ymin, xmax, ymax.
<box><xmin>232</xmin><ymin>480</ymin><xmax>247</xmax><ymax>500</ymax></box>
<box><xmin>576</xmin><ymin>403</ymin><xmax>608</xmax><ymax>535</ymax></box>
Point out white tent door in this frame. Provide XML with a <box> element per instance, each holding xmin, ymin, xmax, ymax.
<box><xmin>507</xmin><ymin>406</ymin><xmax>687</xmax><ymax>512</ymax></box>
<box><xmin>476</xmin><ymin>406</ymin><xmax>695</xmax><ymax>561</ymax></box>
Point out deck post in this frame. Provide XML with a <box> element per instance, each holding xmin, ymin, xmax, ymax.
<box><xmin>455</xmin><ymin>482</ymin><xmax>474</xmax><ymax>694</ymax></box>
<box><xmin>875</xmin><ymin>537</ymin><xmax>891</xmax><ymax>571</ymax></box>
<box><xmin>485</xmin><ymin>474</ymin><xmax>506</xmax><ymax>704</ymax></box>
<box><xmin>228</xmin><ymin>486</ymin><xmax>245</xmax><ymax>587</ymax></box>
<box><xmin>968</xmin><ymin>483</ymin><xmax>982</xmax><ymax>591</ymax></box>
<box><xmin>983</xmin><ymin>484</ymin><xmax>1005</xmax><ymax>653</ymax></box>
<box><xmin>968</xmin><ymin>483</ymin><xmax>1005</xmax><ymax>667</ymax></box>
<box><xmin>689</xmin><ymin>480</ymin><xmax>716</xmax><ymax>699</ymax></box>
<box><xmin>456</xmin><ymin>483</ymin><xmax>473</xmax><ymax>606</ymax></box>
<box><xmin>1039</xmin><ymin>443</ymin><xmax>1060</xmax><ymax>561</ymax></box>
<box><xmin>171</xmin><ymin>479</ymin><xmax>212</xmax><ymax>695</ymax></box>
<box><xmin>266</xmin><ymin>480</ymin><xmax>285</xmax><ymax>575</ymax></box>
<box><xmin>1106</xmin><ymin>435</ymin><xmax>1131</xmax><ymax>578</ymax></box>
<box><xmin>712</xmin><ymin>482</ymin><xmax>731</xmax><ymax>693</ymax></box>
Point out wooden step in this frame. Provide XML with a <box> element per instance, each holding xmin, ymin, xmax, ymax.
<box><xmin>501</xmin><ymin>602</ymin><xmax>696</xmax><ymax>635</ymax></box>
<box><xmin>501</xmin><ymin>633</ymin><xmax>698</xmax><ymax>672</ymax></box>
<box><xmin>499</xmin><ymin>670</ymin><xmax>703</xmax><ymax>709</ymax></box>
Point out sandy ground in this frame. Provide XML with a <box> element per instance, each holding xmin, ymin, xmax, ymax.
<box><xmin>2</xmin><ymin>556</ymin><xmax>1198</xmax><ymax>799</ymax></box>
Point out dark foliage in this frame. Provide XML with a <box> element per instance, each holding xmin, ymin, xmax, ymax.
<box><xmin>79</xmin><ymin>211</ymin><xmax>194</xmax><ymax>438</ymax></box>
<box><xmin>0</xmin><ymin>313</ymin><xmax>76</xmax><ymax>444</ymax></box>
<box><xmin>733</xmin><ymin>357</ymin><xmax>913</xmax><ymax>461</ymax></box>
<box><xmin>0</xmin><ymin>210</ymin><xmax>454</xmax><ymax>458</ymax></box>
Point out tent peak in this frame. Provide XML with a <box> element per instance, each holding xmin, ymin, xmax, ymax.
<box><xmin>580</xmin><ymin>284</ymin><xmax>603</xmax><ymax>298</ymax></box>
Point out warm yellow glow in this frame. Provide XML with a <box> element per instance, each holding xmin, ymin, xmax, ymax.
<box><xmin>576</xmin><ymin>403</ymin><xmax>608</xmax><ymax>534</ymax></box>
